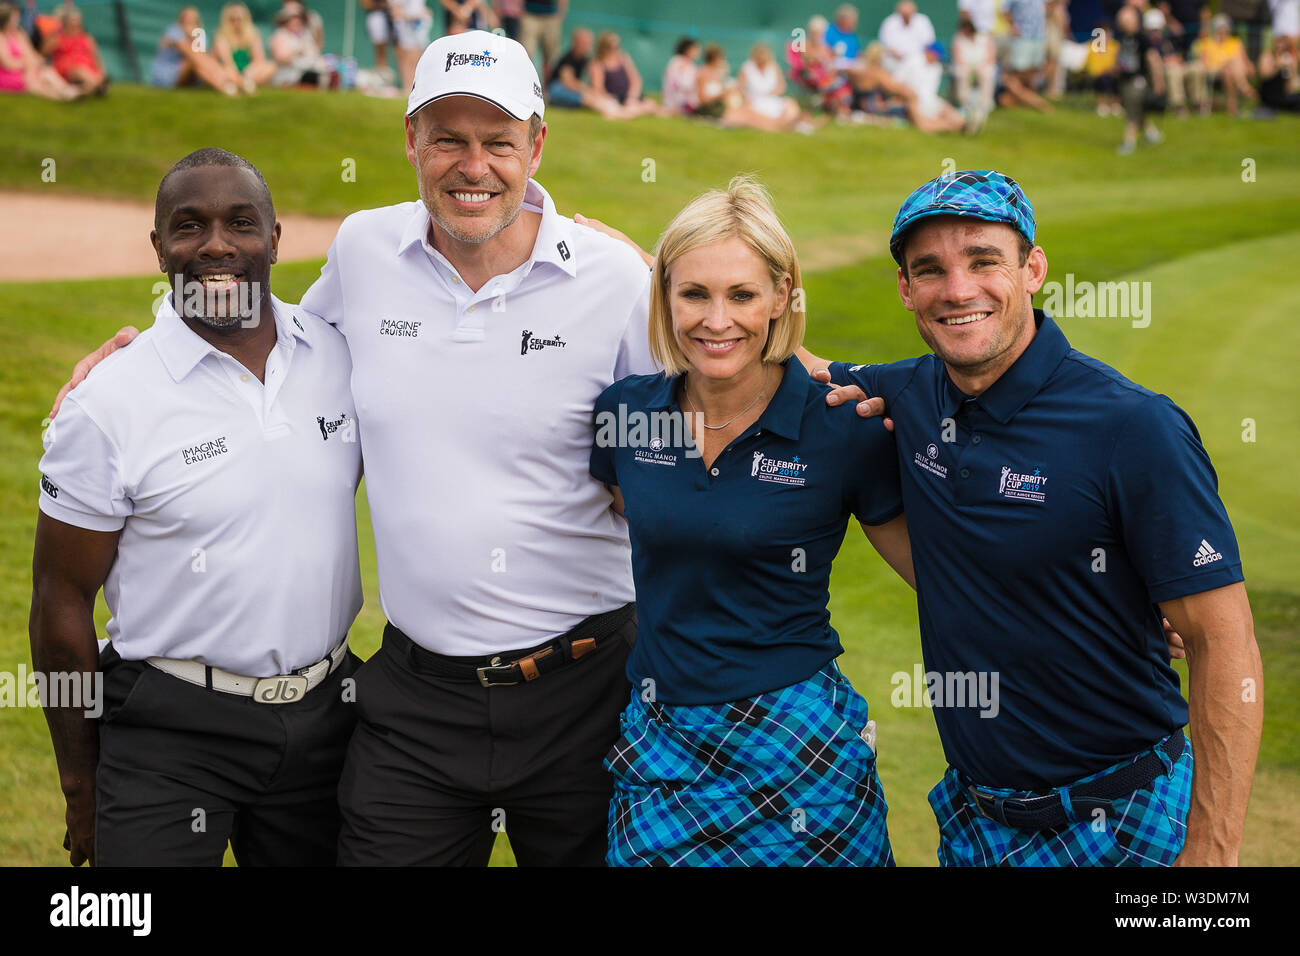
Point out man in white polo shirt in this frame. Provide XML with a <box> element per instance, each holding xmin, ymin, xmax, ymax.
<box><xmin>50</xmin><ymin>32</ymin><xmax>653</xmax><ymax>867</ymax></box>
<box><xmin>31</xmin><ymin>149</ymin><xmax>363</xmax><ymax>866</ymax></box>
<box><xmin>297</xmin><ymin>30</ymin><xmax>652</xmax><ymax>866</ymax></box>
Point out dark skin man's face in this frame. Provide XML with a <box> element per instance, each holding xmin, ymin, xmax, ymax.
<box><xmin>151</xmin><ymin>165</ymin><xmax>280</xmax><ymax>332</ymax></box>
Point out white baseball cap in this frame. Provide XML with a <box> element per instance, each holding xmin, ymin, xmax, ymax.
<box><xmin>406</xmin><ymin>30</ymin><xmax>545</xmax><ymax>122</ymax></box>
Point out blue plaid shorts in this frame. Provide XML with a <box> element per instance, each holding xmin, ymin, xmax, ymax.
<box><xmin>928</xmin><ymin>733</ymin><xmax>1193</xmax><ymax>866</ymax></box>
<box><xmin>605</xmin><ymin>662</ymin><xmax>894</xmax><ymax>867</ymax></box>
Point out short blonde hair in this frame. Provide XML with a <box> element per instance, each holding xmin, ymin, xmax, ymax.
<box><xmin>649</xmin><ymin>176</ymin><xmax>805</xmax><ymax>377</ymax></box>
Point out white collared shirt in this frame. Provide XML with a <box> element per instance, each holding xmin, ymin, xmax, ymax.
<box><xmin>879</xmin><ymin>12</ymin><xmax>937</xmax><ymax>71</ymax></box>
<box><xmin>38</xmin><ymin>294</ymin><xmax>363</xmax><ymax>676</ymax></box>
<box><xmin>299</xmin><ymin>179</ymin><xmax>655</xmax><ymax>655</ymax></box>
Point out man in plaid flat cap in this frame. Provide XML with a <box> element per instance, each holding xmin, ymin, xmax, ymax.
<box><xmin>814</xmin><ymin>170</ymin><xmax>1262</xmax><ymax>866</ymax></box>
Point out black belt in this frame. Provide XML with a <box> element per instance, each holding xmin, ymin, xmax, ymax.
<box><xmin>385</xmin><ymin>603</ymin><xmax>635</xmax><ymax>688</ymax></box>
<box><xmin>961</xmin><ymin>730</ymin><xmax>1185</xmax><ymax>831</ymax></box>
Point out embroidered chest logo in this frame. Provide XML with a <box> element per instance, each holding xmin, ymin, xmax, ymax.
<box><xmin>752</xmin><ymin>451</ymin><xmax>809</xmax><ymax>487</ymax></box>
<box><xmin>520</xmin><ymin>330</ymin><xmax>566</xmax><ymax>355</ymax></box>
<box><xmin>182</xmin><ymin>437</ymin><xmax>229</xmax><ymax>466</ymax></box>
<box><xmin>914</xmin><ymin>441</ymin><xmax>948</xmax><ymax>479</ymax></box>
<box><xmin>634</xmin><ymin>436</ymin><xmax>678</xmax><ymax>467</ymax></box>
<box><xmin>317</xmin><ymin>412</ymin><xmax>354</xmax><ymax>442</ymax></box>
<box><xmin>379</xmin><ymin>318</ymin><xmax>421</xmax><ymax>338</ymax></box>
<box><xmin>998</xmin><ymin>465</ymin><xmax>1048</xmax><ymax>503</ymax></box>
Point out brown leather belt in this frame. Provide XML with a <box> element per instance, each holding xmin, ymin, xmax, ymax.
<box><xmin>385</xmin><ymin>603</ymin><xmax>635</xmax><ymax>687</ymax></box>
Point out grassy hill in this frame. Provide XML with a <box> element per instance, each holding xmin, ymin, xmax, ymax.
<box><xmin>2</xmin><ymin>86</ymin><xmax>1297</xmax><ymax>866</ymax></box>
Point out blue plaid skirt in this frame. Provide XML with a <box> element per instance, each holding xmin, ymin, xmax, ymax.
<box><xmin>928</xmin><ymin>733</ymin><xmax>1193</xmax><ymax>866</ymax></box>
<box><xmin>605</xmin><ymin>662</ymin><xmax>894</xmax><ymax>867</ymax></box>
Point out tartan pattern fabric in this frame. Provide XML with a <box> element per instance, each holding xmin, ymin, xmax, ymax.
<box><xmin>927</xmin><ymin>734</ymin><xmax>1193</xmax><ymax>867</ymax></box>
<box><xmin>605</xmin><ymin>662</ymin><xmax>894</xmax><ymax>867</ymax></box>
<box><xmin>889</xmin><ymin>169</ymin><xmax>1037</xmax><ymax>263</ymax></box>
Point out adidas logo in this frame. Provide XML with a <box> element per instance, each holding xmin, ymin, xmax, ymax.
<box><xmin>1192</xmin><ymin>539</ymin><xmax>1223</xmax><ymax>568</ymax></box>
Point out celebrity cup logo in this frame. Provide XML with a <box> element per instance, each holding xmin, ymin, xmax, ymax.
<box><xmin>999</xmin><ymin>464</ymin><xmax>1048</xmax><ymax>503</ymax></box>
<box><xmin>753</xmin><ymin>451</ymin><xmax>809</xmax><ymax>487</ymax></box>
<box><xmin>446</xmin><ymin>50</ymin><xmax>498</xmax><ymax>71</ymax></box>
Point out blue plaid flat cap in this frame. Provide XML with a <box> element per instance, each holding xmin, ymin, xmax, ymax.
<box><xmin>889</xmin><ymin>170</ymin><xmax>1036</xmax><ymax>265</ymax></box>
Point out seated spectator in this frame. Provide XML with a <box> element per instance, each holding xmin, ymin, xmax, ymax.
<box><xmin>878</xmin><ymin>1</ymin><xmax>935</xmax><ymax>77</ymax></box>
<box><xmin>1195</xmin><ymin>13</ymin><xmax>1256</xmax><ymax>115</ymax></box>
<box><xmin>215</xmin><ymin>3</ymin><xmax>276</xmax><ymax>93</ymax></box>
<box><xmin>952</xmin><ymin>12</ymin><xmax>995</xmax><ymax>131</ymax></box>
<box><xmin>739</xmin><ymin>42</ymin><xmax>819</xmax><ymax>130</ymax></box>
<box><xmin>1143</xmin><ymin>7</ymin><xmax>1200</xmax><ymax>117</ymax></box>
<box><xmin>846</xmin><ymin>41</ymin><xmax>965</xmax><ymax>130</ymax></box>
<box><xmin>1086</xmin><ymin>21</ymin><xmax>1122</xmax><ymax>115</ymax></box>
<box><xmin>1000</xmin><ymin>0</ymin><xmax>1054</xmax><ymax>111</ymax></box>
<box><xmin>787</xmin><ymin>14</ymin><xmax>854</xmax><ymax>117</ymax></box>
<box><xmin>279</xmin><ymin>0</ymin><xmax>325</xmax><ymax>48</ymax></box>
<box><xmin>546</xmin><ymin>26</ymin><xmax>591</xmax><ymax>107</ymax></box>
<box><xmin>589</xmin><ymin>30</ymin><xmax>660</xmax><ymax>116</ymax></box>
<box><xmin>43</xmin><ymin>6</ymin><xmax>108</xmax><ymax>96</ymax></box>
<box><xmin>825</xmin><ymin>4</ymin><xmax>862</xmax><ymax>61</ymax></box>
<box><xmin>878</xmin><ymin>0</ymin><xmax>953</xmax><ymax>115</ymax></box>
<box><xmin>547</xmin><ymin>27</ymin><xmax>649</xmax><ymax>119</ymax></box>
<box><xmin>269</xmin><ymin>3</ymin><xmax>331</xmax><ymax>88</ymax></box>
<box><xmin>692</xmin><ymin>42</ymin><xmax>812</xmax><ymax>130</ymax></box>
<box><xmin>1257</xmin><ymin>33</ymin><xmax>1300</xmax><ymax>111</ymax></box>
<box><xmin>0</xmin><ymin>1</ymin><xmax>79</xmax><ymax>98</ymax></box>
<box><xmin>661</xmin><ymin>35</ymin><xmax>700</xmax><ymax>115</ymax></box>
<box><xmin>150</xmin><ymin>6</ymin><xmax>240</xmax><ymax>95</ymax></box>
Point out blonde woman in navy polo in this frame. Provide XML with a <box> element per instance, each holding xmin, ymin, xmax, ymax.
<box><xmin>589</xmin><ymin>177</ymin><xmax>914</xmax><ymax>866</ymax></box>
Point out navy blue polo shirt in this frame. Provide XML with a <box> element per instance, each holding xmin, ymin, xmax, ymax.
<box><xmin>829</xmin><ymin>311</ymin><xmax>1244</xmax><ymax>789</ymax></box>
<box><xmin>590</xmin><ymin>358</ymin><xmax>902</xmax><ymax>706</ymax></box>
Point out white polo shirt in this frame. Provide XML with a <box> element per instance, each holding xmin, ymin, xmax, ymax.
<box><xmin>38</xmin><ymin>293</ymin><xmax>363</xmax><ymax>677</ymax></box>
<box><xmin>299</xmin><ymin>178</ymin><xmax>655</xmax><ymax>656</ymax></box>
<box><xmin>879</xmin><ymin>12</ymin><xmax>937</xmax><ymax>72</ymax></box>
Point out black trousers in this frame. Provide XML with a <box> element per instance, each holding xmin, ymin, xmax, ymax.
<box><xmin>95</xmin><ymin>643</ymin><xmax>359</xmax><ymax>866</ymax></box>
<box><xmin>336</xmin><ymin>617</ymin><xmax>635</xmax><ymax>866</ymax></box>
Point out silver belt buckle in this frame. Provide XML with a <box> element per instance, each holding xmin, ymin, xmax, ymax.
<box><xmin>252</xmin><ymin>674</ymin><xmax>310</xmax><ymax>704</ymax></box>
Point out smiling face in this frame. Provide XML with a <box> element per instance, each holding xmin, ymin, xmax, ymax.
<box><xmin>668</xmin><ymin>236</ymin><xmax>790</xmax><ymax>383</ymax></box>
<box><xmin>405</xmin><ymin>95</ymin><xmax>544</xmax><ymax>247</ymax></box>
<box><xmin>151</xmin><ymin>164</ymin><xmax>279</xmax><ymax>330</ymax></box>
<box><xmin>896</xmin><ymin>216</ymin><xmax>1047</xmax><ymax>394</ymax></box>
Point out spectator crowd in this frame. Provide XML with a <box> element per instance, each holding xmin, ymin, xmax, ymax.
<box><xmin>4</xmin><ymin>0</ymin><xmax>1297</xmax><ymax>146</ymax></box>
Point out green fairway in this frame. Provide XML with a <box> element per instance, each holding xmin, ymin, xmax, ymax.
<box><xmin>3</xmin><ymin>86</ymin><xmax>1296</xmax><ymax>867</ymax></box>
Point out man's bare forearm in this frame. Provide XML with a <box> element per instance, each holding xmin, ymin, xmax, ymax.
<box><xmin>30</xmin><ymin>589</ymin><xmax>102</xmax><ymax>800</ymax></box>
<box><xmin>1162</xmin><ymin>584</ymin><xmax>1262</xmax><ymax>865</ymax></box>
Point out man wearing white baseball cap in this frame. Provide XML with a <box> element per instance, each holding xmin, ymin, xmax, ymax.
<box><xmin>49</xmin><ymin>29</ymin><xmax>655</xmax><ymax>867</ymax></box>
<box><xmin>295</xmin><ymin>29</ymin><xmax>655</xmax><ymax>866</ymax></box>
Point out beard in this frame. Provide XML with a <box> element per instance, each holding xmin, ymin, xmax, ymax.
<box><xmin>418</xmin><ymin>176</ymin><xmax>526</xmax><ymax>245</ymax></box>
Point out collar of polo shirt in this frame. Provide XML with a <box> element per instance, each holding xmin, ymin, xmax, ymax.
<box><xmin>938</xmin><ymin>309</ymin><xmax>1070</xmax><ymax>424</ymax></box>
<box><xmin>152</xmin><ymin>292</ymin><xmax>313</xmax><ymax>383</ymax></box>
<box><xmin>397</xmin><ymin>179</ymin><xmax>579</xmax><ymax>280</ymax></box>
<box><xmin>643</xmin><ymin>355</ymin><xmax>812</xmax><ymax>441</ymax></box>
